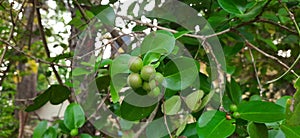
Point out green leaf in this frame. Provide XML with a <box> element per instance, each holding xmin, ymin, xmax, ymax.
<box><xmin>180</xmin><ymin>122</ymin><xmax>198</xmax><ymax>138</ymax></box>
<box><xmin>58</xmin><ymin>120</ymin><xmax>70</xmax><ymax>134</ymax></box>
<box><xmin>163</xmin><ymin>57</ymin><xmax>198</xmax><ymax>91</ymax></box>
<box><xmin>49</xmin><ymin>85</ymin><xmax>71</xmax><ymax>105</ymax></box>
<box><xmin>237</xmin><ymin>1</ymin><xmax>268</xmax><ymax>22</ymax></box>
<box><xmin>184</xmin><ymin>90</ymin><xmax>204</xmax><ymax>112</ymax></box>
<box><xmin>25</xmin><ymin>90</ymin><xmax>50</xmax><ymax>112</ymax></box>
<box><xmin>197</xmin><ymin>110</ymin><xmax>236</xmax><ymax>138</ymax></box>
<box><xmin>132</xmin><ymin>25</ymin><xmax>147</xmax><ymax>32</ymax></box>
<box><xmin>286</xmin><ymin>103</ymin><xmax>300</xmax><ymax>126</ymax></box>
<box><xmin>80</xmin><ymin>133</ymin><xmax>94</xmax><ymax>138</ymax></box>
<box><xmin>247</xmin><ymin>122</ymin><xmax>268</xmax><ymax>138</ymax></box>
<box><xmin>120</xmin><ymin>100</ymin><xmax>156</xmax><ymax>121</ymax></box>
<box><xmin>217</xmin><ymin>0</ymin><xmax>247</xmax><ymax>15</ymax></box>
<box><xmin>281</xmin><ymin>124</ymin><xmax>300</xmax><ymax>138</ymax></box>
<box><xmin>143</xmin><ymin>52</ymin><xmax>161</xmax><ymax>65</ymax></box>
<box><xmin>110</xmin><ymin>54</ymin><xmax>131</xmax><ymax>103</ymax></box>
<box><xmin>174</xmin><ymin>31</ymin><xmax>191</xmax><ymax>39</ymax></box>
<box><xmin>95</xmin><ymin>75</ymin><xmax>111</xmax><ymax>91</ymax></box>
<box><xmin>228</xmin><ymin>78</ymin><xmax>242</xmax><ymax>105</ymax></box>
<box><xmin>64</xmin><ymin>103</ymin><xmax>86</xmax><ymax>130</ymax></box>
<box><xmin>162</xmin><ymin>95</ymin><xmax>182</xmax><ymax>115</ymax></box>
<box><xmin>47</xmin><ymin>52</ymin><xmax>73</xmax><ymax>63</ymax></box>
<box><xmin>140</xmin><ymin>30</ymin><xmax>175</xmax><ymax>56</ymax></box>
<box><xmin>42</xmin><ymin>127</ymin><xmax>57</xmax><ymax>138</ymax></box>
<box><xmin>276</xmin><ymin>96</ymin><xmax>292</xmax><ymax>107</ymax></box>
<box><xmin>258</xmin><ymin>37</ymin><xmax>277</xmax><ymax>51</ymax></box>
<box><xmin>90</xmin><ymin>5</ymin><xmax>115</xmax><ymax>25</ymax></box>
<box><xmin>33</xmin><ymin>121</ymin><xmax>48</xmax><ymax>138</ymax></box>
<box><xmin>72</xmin><ymin>68</ymin><xmax>90</xmax><ymax>76</ymax></box>
<box><xmin>286</xmin><ymin>77</ymin><xmax>300</xmax><ymax>126</ymax></box>
<box><xmin>268</xmin><ymin>129</ymin><xmax>286</xmax><ymax>138</ymax></box>
<box><xmin>237</xmin><ymin>101</ymin><xmax>285</xmax><ymax>123</ymax></box>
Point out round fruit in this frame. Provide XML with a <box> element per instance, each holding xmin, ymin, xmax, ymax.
<box><xmin>142</xmin><ymin>82</ymin><xmax>151</xmax><ymax>91</ymax></box>
<box><xmin>149</xmin><ymin>79</ymin><xmax>157</xmax><ymax>89</ymax></box>
<box><xmin>141</xmin><ymin>65</ymin><xmax>156</xmax><ymax>81</ymax></box>
<box><xmin>233</xmin><ymin>112</ymin><xmax>240</xmax><ymax>118</ymax></box>
<box><xmin>229</xmin><ymin>104</ymin><xmax>238</xmax><ymax>112</ymax></box>
<box><xmin>128</xmin><ymin>56</ymin><xmax>143</xmax><ymax>73</ymax></box>
<box><xmin>148</xmin><ymin>87</ymin><xmax>160</xmax><ymax>97</ymax></box>
<box><xmin>70</xmin><ymin>128</ymin><xmax>78</xmax><ymax>136</ymax></box>
<box><xmin>127</xmin><ymin>73</ymin><xmax>143</xmax><ymax>89</ymax></box>
<box><xmin>154</xmin><ymin>72</ymin><xmax>164</xmax><ymax>83</ymax></box>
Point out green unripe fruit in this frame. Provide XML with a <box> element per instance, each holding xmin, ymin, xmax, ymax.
<box><xmin>142</xmin><ymin>82</ymin><xmax>151</xmax><ymax>91</ymax></box>
<box><xmin>149</xmin><ymin>79</ymin><xmax>157</xmax><ymax>89</ymax></box>
<box><xmin>233</xmin><ymin>112</ymin><xmax>240</xmax><ymax>118</ymax></box>
<box><xmin>128</xmin><ymin>56</ymin><xmax>143</xmax><ymax>73</ymax></box>
<box><xmin>229</xmin><ymin>104</ymin><xmax>238</xmax><ymax>112</ymax></box>
<box><xmin>70</xmin><ymin>128</ymin><xmax>79</xmax><ymax>136</ymax></box>
<box><xmin>149</xmin><ymin>87</ymin><xmax>160</xmax><ymax>97</ymax></box>
<box><xmin>141</xmin><ymin>65</ymin><xmax>156</xmax><ymax>81</ymax></box>
<box><xmin>127</xmin><ymin>73</ymin><xmax>143</xmax><ymax>89</ymax></box>
<box><xmin>154</xmin><ymin>72</ymin><xmax>164</xmax><ymax>83</ymax></box>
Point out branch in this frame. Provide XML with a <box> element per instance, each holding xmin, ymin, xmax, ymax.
<box><xmin>233</xmin><ymin>30</ymin><xmax>299</xmax><ymax>78</ymax></box>
<box><xmin>248</xmin><ymin>48</ymin><xmax>264</xmax><ymax>96</ymax></box>
<box><xmin>117</xmin><ymin>15</ymin><xmax>230</xmax><ymax>40</ymax></box>
<box><xmin>134</xmin><ymin>104</ymin><xmax>159</xmax><ymax>138</ymax></box>
<box><xmin>0</xmin><ymin>39</ymin><xmax>70</xmax><ymax>68</ymax></box>
<box><xmin>257</xmin><ymin>18</ymin><xmax>298</xmax><ymax>35</ymax></box>
<box><xmin>34</xmin><ymin>0</ymin><xmax>64</xmax><ymax>86</ymax></box>
<box><xmin>265</xmin><ymin>1</ymin><xmax>300</xmax><ymax>83</ymax></box>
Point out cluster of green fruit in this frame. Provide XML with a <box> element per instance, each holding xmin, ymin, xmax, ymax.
<box><xmin>127</xmin><ymin>56</ymin><xmax>164</xmax><ymax>97</ymax></box>
<box><xmin>229</xmin><ymin>104</ymin><xmax>240</xmax><ymax>118</ymax></box>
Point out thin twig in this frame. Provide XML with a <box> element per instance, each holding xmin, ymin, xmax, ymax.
<box><xmin>133</xmin><ymin>104</ymin><xmax>159</xmax><ymax>138</ymax></box>
<box><xmin>266</xmin><ymin>1</ymin><xmax>300</xmax><ymax>83</ymax></box>
<box><xmin>248</xmin><ymin>48</ymin><xmax>264</xmax><ymax>96</ymax></box>
<box><xmin>34</xmin><ymin>0</ymin><xmax>64</xmax><ymax>86</ymax></box>
<box><xmin>233</xmin><ymin>30</ymin><xmax>299</xmax><ymax>78</ymax></box>
<box><xmin>257</xmin><ymin>18</ymin><xmax>298</xmax><ymax>35</ymax></box>
<box><xmin>162</xmin><ymin>99</ymin><xmax>172</xmax><ymax>138</ymax></box>
<box><xmin>0</xmin><ymin>39</ymin><xmax>70</xmax><ymax>67</ymax></box>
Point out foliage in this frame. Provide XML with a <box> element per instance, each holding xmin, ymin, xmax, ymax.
<box><xmin>0</xmin><ymin>0</ymin><xmax>300</xmax><ymax>137</ymax></box>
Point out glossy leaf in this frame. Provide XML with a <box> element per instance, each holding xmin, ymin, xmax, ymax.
<box><xmin>91</xmin><ymin>5</ymin><xmax>115</xmax><ymax>25</ymax></box>
<box><xmin>25</xmin><ymin>90</ymin><xmax>50</xmax><ymax>112</ymax></box>
<box><xmin>237</xmin><ymin>1</ymin><xmax>268</xmax><ymax>22</ymax></box>
<box><xmin>120</xmin><ymin>100</ymin><xmax>156</xmax><ymax>121</ymax></box>
<box><xmin>217</xmin><ymin>0</ymin><xmax>247</xmax><ymax>15</ymax></box>
<box><xmin>180</xmin><ymin>122</ymin><xmax>198</xmax><ymax>138</ymax></box>
<box><xmin>286</xmin><ymin>77</ymin><xmax>300</xmax><ymax>126</ymax></box>
<box><xmin>80</xmin><ymin>133</ymin><xmax>94</xmax><ymax>138</ymax></box>
<box><xmin>247</xmin><ymin>122</ymin><xmax>268</xmax><ymax>138</ymax></box>
<box><xmin>64</xmin><ymin>103</ymin><xmax>86</xmax><ymax>130</ymax></box>
<box><xmin>280</xmin><ymin>124</ymin><xmax>300</xmax><ymax>138</ymax></box>
<box><xmin>184</xmin><ymin>90</ymin><xmax>204</xmax><ymax>112</ymax></box>
<box><xmin>140</xmin><ymin>30</ymin><xmax>175</xmax><ymax>56</ymax></box>
<box><xmin>197</xmin><ymin>110</ymin><xmax>236</xmax><ymax>138</ymax></box>
<box><xmin>143</xmin><ymin>52</ymin><xmax>161</xmax><ymax>65</ymax></box>
<box><xmin>237</xmin><ymin>101</ymin><xmax>285</xmax><ymax>123</ymax></box>
<box><xmin>110</xmin><ymin>54</ymin><xmax>131</xmax><ymax>103</ymax></box>
<box><xmin>33</xmin><ymin>121</ymin><xmax>48</xmax><ymax>138</ymax></box>
<box><xmin>162</xmin><ymin>95</ymin><xmax>182</xmax><ymax>115</ymax></box>
<box><xmin>49</xmin><ymin>84</ymin><xmax>71</xmax><ymax>105</ymax></box>
<box><xmin>174</xmin><ymin>31</ymin><xmax>191</xmax><ymax>39</ymax></box>
<box><xmin>95</xmin><ymin>75</ymin><xmax>111</xmax><ymax>91</ymax></box>
<box><xmin>228</xmin><ymin>78</ymin><xmax>242</xmax><ymax>105</ymax></box>
<box><xmin>42</xmin><ymin>127</ymin><xmax>57</xmax><ymax>138</ymax></box>
<box><xmin>163</xmin><ymin>57</ymin><xmax>198</xmax><ymax>91</ymax></box>
<box><xmin>276</xmin><ymin>96</ymin><xmax>292</xmax><ymax>107</ymax></box>
<box><xmin>58</xmin><ymin>120</ymin><xmax>70</xmax><ymax>134</ymax></box>
<box><xmin>72</xmin><ymin>68</ymin><xmax>90</xmax><ymax>76</ymax></box>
